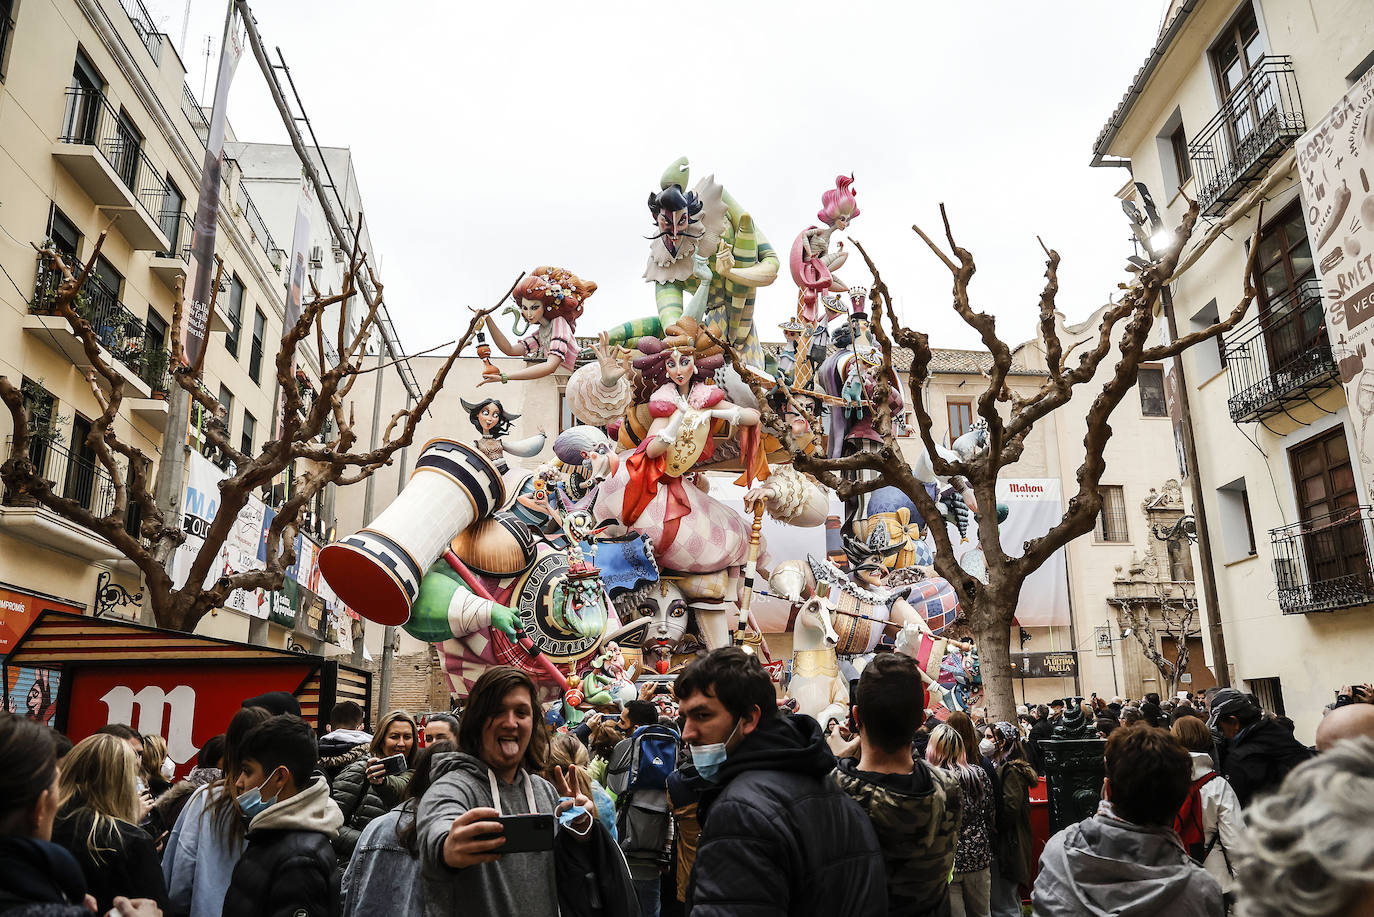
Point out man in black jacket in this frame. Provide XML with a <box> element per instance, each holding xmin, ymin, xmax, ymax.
<box><xmin>223</xmin><ymin>715</ymin><xmax>344</xmax><ymax>917</ymax></box>
<box><xmin>1027</xmin><ymin>706</ymin><xmax>1053</xmax><ymax>772</ymax></box>
<box><xmin>675</xmin><ymin>647</ymin><xmax>885</xmax><ymax>917</ymax></box>
<box><xmin>1208</xmin><ymin>689</ymin><xmax>1314</xmax><ymax>808</ymax></box>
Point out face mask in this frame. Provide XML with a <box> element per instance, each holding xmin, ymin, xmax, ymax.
<box><xmin>160</xmin><ymin>758</ymin><xmax>176</xmax><ymax>781</ymax></box>
<box><xmin>691</xmin><ymin>719</ymin><xmax>741</xmax><ymax>783</ymax></box>
<box><xmin>237</xmin><ymin>770</ymin><xmax>281</xmax><ymax>818</ymax></box>
<box><xmin>979</xmin><ymin>739</ymin><xmax>996</xmax><ymax>759</ymax></box>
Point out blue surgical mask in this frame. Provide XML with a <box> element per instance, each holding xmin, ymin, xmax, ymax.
<box><xmin>237</xmin><ymin>771</ymin><xmax>281</xmax><ymax>818</ymax></box>
<box><xmin>691</xmin><ymin>720</ymin><xmax>740</xmax><ymax>783</ymax></box>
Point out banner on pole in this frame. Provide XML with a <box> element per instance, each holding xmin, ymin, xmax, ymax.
<box><xmin>1298</xmin><ymin>68</ymin><xmax>1374</xmax><ymax>483</ymax></box>
<box><xmin>182</xmin><ymin>14</ymin><xmax>244</xmax><ymax>369</ymax></box>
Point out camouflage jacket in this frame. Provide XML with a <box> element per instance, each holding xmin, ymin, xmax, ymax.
<box><xmin>830</xmin><ymin>759</ymin><xmax>962</xmax><ymax>917</ymax></box>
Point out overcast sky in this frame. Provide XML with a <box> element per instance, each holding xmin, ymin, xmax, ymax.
<box><xmin>143</xmin><ymin>1</ymin><xmax>1169</xmax><ymax>355</ymax></box>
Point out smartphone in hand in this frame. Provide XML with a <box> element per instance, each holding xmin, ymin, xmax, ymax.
<box><xmin>379</xmin><ymin>753</ymin><xmax>408</xmax><ymax>777</ymax></box>
<box><xmin>478</xmin><ymin>814</ymin><xmax>554</xmax><ymax>854</ymax></box>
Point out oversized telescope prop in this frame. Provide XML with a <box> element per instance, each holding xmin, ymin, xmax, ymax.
<box><xmin>318</xmin><ymin>439</ymin><xmax>505</xmax><ymax>626</ymax></box>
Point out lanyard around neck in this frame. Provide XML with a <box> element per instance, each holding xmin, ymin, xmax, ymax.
<box><xmin>487</xmin><ymin>767</ymin><xmax>537</xmax><ymax>816</ymax></box>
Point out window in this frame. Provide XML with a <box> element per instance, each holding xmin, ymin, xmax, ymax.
<box><xmin>21</xmin><ymin>378</ymin><xmax>57</xmax><ymax>476</ymax></box>
<box><xmin>0</xmin><ymin>0</ymin><xmax>15</xmax><ymax>82</ymax></box>
<box><xmin>1189</xmin><ymin>299</ymin><xmax>1226</xmax><ymax>379</ymax></box>
<box><xmin>160</xmin><ymin>178</ymin><xmax>184</xmax><ymax>252</ymax></box>
<box><xmin>111</xmin><ymin>109</ymin><xmax>142</xmax><ymax>191</ymax></box>
<box><xmin>1138</xmin><ymin>367</ymin><xmax>1168</xmax><ymax>416</ymax></box>
<box><xmin>1095</xmin><ymin>485</ymin><xmax>1129</xmax><ymax>543</ymax></box>
<box><xmin>241</xmin><ymin>410</ymin><xmax>256</xmax><ymax>457</ymax></box>
<box><xmin>1210</xmin><ymin>5</ymin><xmax>1264</xmax><ymax>100</ymax></box>
<box><xmin>46</xmin><ymin>206</ymin><xmax>82</xmax><ymax>264</ymax></box>
<box><xmin>224</xmin><ymin>276</ymin><xmax>244</xmax><ymax>357</ymax></box>
<box><xmin>63</xmin><ymin>50</ymin><xmax>103</xmax><ymax>143</ymax></box>
<box><xmin>1256</xmin><ymin>203</ymin><xmax>1319</xmax><ymax>372</ymax></box>
<box><xmin>947</xmin><ymin>399</ymin><xmax>973</xmax><ymax>441</ymax></box>
<box><xmin>1246</xmin><ymin>677</ymin><xmax>1285</xmax><ymax>716</ymax></box>
<box><xmin>209</xmin><ymin>385</ymin><xmax>233</xmax><ymax>469</ymax></box>
<box><xmin>1289</xmin><ymin>426</ymin><xmax>1367</xmax><ymax>592</ymax></box>
<box><xmin>1217</xmin><ymin>477</ymin><xmax>1257</xmax><ymax>562</ymax></box>
<box><xmin>1169</xmin><ymin>124</ymin><xmax>1192</xmax><ymax>186</ymax></box>
<box><xmin>248</xmin><ymin>308</ymin><xmax>266</xmax><ymax>383</ymax></box>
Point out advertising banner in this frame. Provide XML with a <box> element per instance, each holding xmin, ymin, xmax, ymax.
<box><xmin>0</xmin><ymin>586</ymin><xmax>85</xmax><ymax>655</ymax></box>
<box><xmin>183</xmin><ymin>15</ymin><xmax>244</xmax><ymax>369</ymax></box>
<box><xmin>993</xmin><ymin>479</ymin><xmax>1071</xmax><ymax>627</ymax></box>
<box><xmin>1297</xmin><ymin>68</ymin><xmax>1374</xmax><ymax>473</ymax></box>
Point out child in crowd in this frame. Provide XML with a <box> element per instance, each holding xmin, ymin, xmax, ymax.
<box><xmin>221</xmin><ymin>715</ymin><xmax>344</xmax><ymax>917</ymax></box>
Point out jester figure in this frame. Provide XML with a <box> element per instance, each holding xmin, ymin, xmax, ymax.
<box><xmin>608</xmin><ymin>156</ymin><xmax>779</xmax><ymax>369</ymax></box>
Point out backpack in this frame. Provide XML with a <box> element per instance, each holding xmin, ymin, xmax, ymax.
<box><xmin>607</xmin><ymin>725</ymin><xmax>679</xmax><ymax>859</ymax></box>
<box><xmin>607</xmin><ymin>724</ymin><xmax>679</xmax><ymax>795</ymax></box>
<box><xmin>1173</xmin><ymin>771</ymin><xmax>1222</xmax><ymax>862</ymax></box>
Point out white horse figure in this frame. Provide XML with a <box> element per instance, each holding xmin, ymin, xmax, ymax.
<box><xmin>788</xmin><ymin>597</ymin><xmax>849</xmax><ymax>729</ymax></box>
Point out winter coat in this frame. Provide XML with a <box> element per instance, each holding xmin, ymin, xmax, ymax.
<box><xmin>339</xmin><ymin>809</ymin><xmax>422</xmax><ymax>917</ymax></box>
<box><xmin>1032</xmin><ymin>808</ymin><xmax>1224</xmax><ymax>917</ymax></box>
<box><xmin>1186</xmin><ymin>752</ymin><xmax>1243</xmax><ymax>894</ymax></box>
<box><xmin>1027</xmin><ymin>719</ymin><xmax>1053</xmax><ymax>772</ymax></box>
<box><xmin>222</xmin><ymin>777</ymin><xmax>344</xmax><ymax>917</ymax></box>
<box><xmin>553</xmin><ymin>818</ymin><xmax>638</xmax><ymax>917</ymax></box>
<box><xmin>831</xmin><ymin>757</ymin><xmax>961</xmax><ymax>917</ymax></box>
<box><xmin>318</xmin><ymin>731</ymin><xmax>372</xmax><ymax>784</ymax></box>
<box><xmin>51</xmin><ymin>808</ymin><xmax>168</xmax><ymax>913</ymax></box>
<box><xmin>161</xmin><ymin>784</ymin><xmax>244</xmax><ymax>917</ymax></box>
<box><xmin>685</xmin><ymin>714</ymin><xmax>887</xmax><ymax>917</ymax></box>
<box><xmin>1221</xmin><ymin>718</ymin><xmax>1314</xmax><ymax>808</ymax></box>
<box><xmin>146</xmin><ymin>769</ymin><xmax>221</xmax><ymax>844</ymax></box>
<box><xmin>329</xmin><ymin>757</ymin><xmax>410</xmax><ymax>860</ymax></box>
<box><xmin>994</xmin><ymin>757</ymin><xmax>1037</xmax><ymax>886</ymax></box>
<box><xmin>953</xmin><ymin>765</ymin><xmax>996</xmax><ymax>875</ymax></box>
<box><xmin>416</xmin><ymin>751</ymin><xmax>564</xmax><ymax>917</ymax></box>
<box><xmin>0</xmin><ymin>836</ymin><xmax>92</xmax><ymax>917</ymax></box>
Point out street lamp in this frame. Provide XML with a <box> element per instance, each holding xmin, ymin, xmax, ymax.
<box><xmin>1152</xmin><ymin>514</ymin><xmax>1198</xmax><ymax>545</ymax></box>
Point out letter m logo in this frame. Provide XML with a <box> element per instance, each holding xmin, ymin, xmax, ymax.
<box><xmin>100</xmin><ymin>685</ymin><xmax>199</xmax><ymax>764</ymax></box>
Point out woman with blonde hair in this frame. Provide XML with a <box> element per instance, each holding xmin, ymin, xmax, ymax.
<box><xmin>542</xmin><ymin>732</ymin><xmax>617</xmax><ymax>840</ymax></box>
<box><xmin>927</xmin><ymin>724</ymin><xmax>996</xmax><ymax>917</ymax></box>
<box><xmin>52</xmin><ymin>734</ymin><xmax>168</xmax><ymax>912</ymax></box>
<box><xmin>331</xmin><ymin>710</ymin><xmax>417</xmax><ymax>863</ymax></box>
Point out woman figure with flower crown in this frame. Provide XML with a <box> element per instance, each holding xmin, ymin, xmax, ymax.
<box><xmin>477</xmin><ymin>266</ymin><xmax>596</xmax><ymax>386</ymax></box>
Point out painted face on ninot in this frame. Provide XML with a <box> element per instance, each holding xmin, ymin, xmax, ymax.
<box><xmin>666</xmin><ymin>350</ymin><xmax>695</xmax><ymax>387</ymax></box>
<box><xmin>478</xmin><ymin>403</ymin><xmax>500</xmax><ymax>434</ymax></box>
<box><xmin>518</xmin><ymin>297</ymin><xmax>545</xmax><ymax>324</ymax></box>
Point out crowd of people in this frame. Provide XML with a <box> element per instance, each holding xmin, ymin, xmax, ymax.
<box><xmin>3</xmin><ymin>654</ymin><xmax>1374</xmax><ymax>917</ymax></box>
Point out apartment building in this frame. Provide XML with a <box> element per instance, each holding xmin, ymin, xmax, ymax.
<box><xmin>0</xmin><ymin>0</ymin><xmax>328</xmax><ymax>650</ymax></box>
<box><xmin>1092</xmin><ymin>0</ymin><xmax>1374</xmax><ymax>739</ymax></box>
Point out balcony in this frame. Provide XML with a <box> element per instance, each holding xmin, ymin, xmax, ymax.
<box><xmin>238</xmin><ymin>180</ymin><xmax>284</xmax><ymax>268</ymax></box>
<box><xmin>53</xmin><ymin>88</ymin><xmax>172</xmax><ymax>252</ymax></box>
<box><xmin>0</xmin><ymin>437</ymin><xmax>130</xmax><ymax>562</ymax></box>
<box><xmin>1188</xmin><ymin>57</ymin><xmax>1305</xmax><ymax>217</ymax></box>
<box><xmin>28</xmin><ymin>260</ymin><xmax>171</xmax><ymax>399</ymax></box>
<box><xmin>1221</xmin><ymin>280</ymin><xmax>1337</xmax><ymax>424</ymax></box>
<box><xmin>1272</xmin><ymin>506</ymin><xmax>1374</xmax><ymax>614</ymax></box>
<box><xmin>115</xmin><ymin>0</ymin><xmax>163</xmax><ymax>64</ymax></box>
<box><xmin>147</xmin><ymin>210</ymin><xmax>194</xmax><ymax>288</ymax></box>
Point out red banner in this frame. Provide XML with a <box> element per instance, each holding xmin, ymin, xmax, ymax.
<box><xmin>65</xmin><ymin>662</ymin><xmax>311</xmax><ymax>774</ymax></box>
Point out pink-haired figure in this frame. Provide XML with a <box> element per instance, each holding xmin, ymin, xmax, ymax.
<box><xmin>790</xmin><ymin>175</ymin><xmax>860</xmax><ymax>321</ymax></box>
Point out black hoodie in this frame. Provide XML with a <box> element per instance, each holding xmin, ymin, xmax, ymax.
<box><xmin>1221</xmin><ymin>718</ymin><xmax>1314</xmax><ymax>807</ymax></box>
<box><xmin>0</xmin><ymin>836</ymin><xmax>91</xmax><ymax>917</ymax></box>
<box><xmin>685</xmin><ymin>713</ymin><xmax>886</xmax><ymax>917</ymax></box>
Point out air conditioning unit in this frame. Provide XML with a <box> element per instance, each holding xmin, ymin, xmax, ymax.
<box><xmin>332</xmin><ymin>245</ymin><xmax>345</xmax><ymax>263</ymax></box>
<box><xmin>309</xmin><ymin>245</ymin><xmax>323</xmax><ymax>267</ymax></box>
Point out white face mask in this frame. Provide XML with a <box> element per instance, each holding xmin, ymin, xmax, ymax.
<box><xmin>160</xmin><ymin>758</ymin><xmax>176</xmax><ymax>780</ymax></box>
<box><xmin>979</xmin><ymin>739</ymin><xmax>996</xmax><ymax>759</ymax></box>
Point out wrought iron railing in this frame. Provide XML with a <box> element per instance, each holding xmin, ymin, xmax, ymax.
<box><xmin>1188</xmin><ymin>56</ymin><xmax>1305</xmax><ymax>216</ymax></box>
<box><xmin>59</xmin><ymin>87</ymin><xmax>174</xmax><ymax>229</ymax></box>
<box><xmin>115</xmin><ymin>0</ymin><xmax>163</xmax><ymax>63</ymax></box>
<box><xmin>156</xmin><ymin>210</ymin><xmax>194</xmax><ymax>259</ymax></box>
<box><xmin>2</xmin><ymin>436</ymin><xmax>118</xmax><ymax>518</ymax></box>
<box><xmin>1272</xmin><ymin>505</ymin><xmax>1374</xmax><ymax>613</ymax></box>
<box><xmin>1221</xmin><ymin>279</ymin><xmax>1335</xmax><ymax>423</ymax></box>
<box><xmin>182</xmin><ymin>84</ymin><xmax>209</xmax><ymax>140</ymax></box>
<box><xmin>238</xmin><ymin>180</ymin><xmax>279</xmax><ymax>260</ymax></box>
<box><xmin>32</xmin><ymin>260</ymin><xmax>171</xmax><ymax>391</ymax></box>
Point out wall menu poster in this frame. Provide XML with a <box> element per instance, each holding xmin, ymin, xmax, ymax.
<box><xmin>1298</xmin><ymin>68</ymin><xmax>1374</xmax><ymax>474</ymax></box>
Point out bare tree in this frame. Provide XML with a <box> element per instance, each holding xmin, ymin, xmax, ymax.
<box><xmin>717</xmin><ymin>179</ymin><xmax>1282</xmax><ymax>722</ymax></box>
<box><xmin>0</xmin><ymin>227</ymin><xmax>505</xmax><ymax>632</ymax></box>
<box><xmin>1117</xmin><ymin>582</ymin><xmax>1198</xmax><ymax>697</ymax></box>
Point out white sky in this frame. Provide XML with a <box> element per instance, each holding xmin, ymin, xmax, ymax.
<box><xmin>143</xmin><ymin>0</ymin><xmax>1169</xmax><ymax>354</ymax></box>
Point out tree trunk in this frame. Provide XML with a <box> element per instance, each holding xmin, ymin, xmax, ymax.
<box><xmin>974</xmin><ymin>601</ymin><xmax>1017</xmax><ymax>724</ymax></box>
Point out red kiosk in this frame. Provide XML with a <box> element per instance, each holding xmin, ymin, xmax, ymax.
<box><xmin>2</xmin><ymin>610</ymin><xmax>371</xmax><ymax>773</ymax></box>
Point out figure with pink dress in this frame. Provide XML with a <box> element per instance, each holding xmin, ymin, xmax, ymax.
<box><xmin>790</xmin><ymin>175</ymin><xmax>860</xmax><ymax>321</ymax></box>
<box><xmin>478</xmin><ymin>266</ymin><xmax>595</xmax><ymax>386</ymax></box>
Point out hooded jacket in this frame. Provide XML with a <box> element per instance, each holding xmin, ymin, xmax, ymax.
<box><xmin>1185</xmin><ymin>752</ymin><xmax>1243</xmax><ymax>894</ymax></box>
<box><xmin>1032</xmin><ymin>808</ymin><xmax>1224</xmax><ymax>917</ymax></box>
<box><xmin>222</xmin><ymin>777</ymin><xmax>344</xmax><ymax>917</ymax></box>
<box><xmin>0</xmin><ymin>836</ymin><xmax>92</xmax><ymax>917</ymax></box>
<box><xmin>416</xmin><ymin>751</ymin><xmax>562</xmax><ymax>917</ymax></box>
<box><xmin>685</xmin><ymin>713</ymin><xmax>886</xmax><ymax>917</ymax></box>
<box><xmin>318</xmin><ymin>731</ymin><xmax>372</xmax><ymax>784</ymax></box>
<box><xmin>831</xmin><ymin>757</ymin><xmax>961</xmax><ymax>917</ymax></box>
<box><xmin>1221</xmin><ymin>717</ymin><xmax>1314</xmax><ymax>808</ymax></box>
